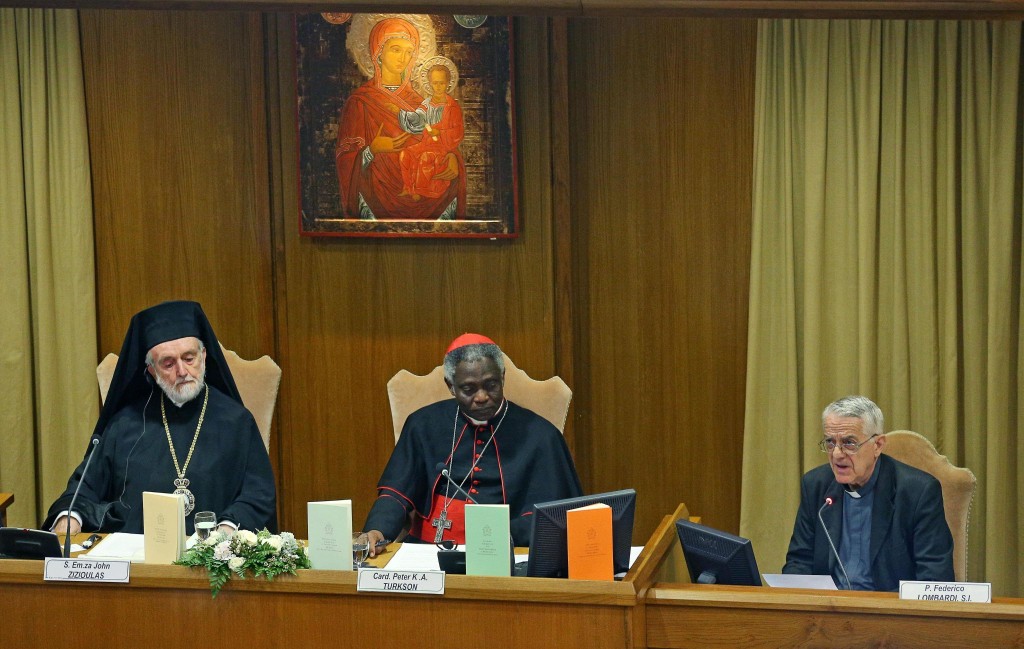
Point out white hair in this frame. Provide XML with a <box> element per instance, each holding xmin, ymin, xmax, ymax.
<box><xmin>822</xmin><ymin>395</ymin><xmax>884</xmax><ymax>437</ymax></box>
<box><xmin>443</xmin><ymin>343</ymin><xmax>504</xmax><ymax>384</ymax></box>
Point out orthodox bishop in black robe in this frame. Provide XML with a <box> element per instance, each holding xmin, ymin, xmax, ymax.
<box><xmin>43</xmin><ymin>301</ymin><xmax>277</xmax><ymax>535</ymax></box>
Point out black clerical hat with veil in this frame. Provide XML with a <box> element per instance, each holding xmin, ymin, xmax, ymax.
<box><xmin>94</xmin><ymin>300</ymin><xmax>241</xmax><ymax>439</ymax></box>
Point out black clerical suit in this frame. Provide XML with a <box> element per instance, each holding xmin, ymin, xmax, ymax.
<box><xmin>44</xmin><ymin>384</ymin><xmax>276</xmax><ymax>535</ymax></box>
<box><xmin>364</xmin><ymin>399</ymin><xmax>582</xmax><ymax>546</ymax></box>
<box><xmin>783</xmin><ymin>454</ymin><xmax>954</xmax><ymax>591</ymax></box>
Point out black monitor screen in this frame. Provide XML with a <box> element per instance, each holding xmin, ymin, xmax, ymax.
<box><xmin>0</xmin><ymin>528</ymin><xmax>63</xmax><ymax>560</ymax></box>
<box><xmin>675</xmin><ymin>519</ymin><xmax>762</xmax><ymax>586</ymax></box>
<box><xmin>526</xmin><ymin>489</ymin><xmax>636</xmax><ymax>578</ymax></box>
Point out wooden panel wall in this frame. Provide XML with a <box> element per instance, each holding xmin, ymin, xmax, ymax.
<box><xmin>81</xmin><ymin>10</ymin><xmax>756</xmax><ymax>542</ymax></box>
<box><xmin>84</xmin><ymin>10</ymin><xmax>275</xmax><ymax>364</ymax></box>
<box><xmin>568</xmin><ymin>18</ymin><xmax>756</xmax><ymax>536</ymax></box>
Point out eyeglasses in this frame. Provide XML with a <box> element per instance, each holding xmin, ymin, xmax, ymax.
<box><xmin>436</xmin><ymin>539</ymin><xmax>457</xmax><ymax>551</ymax></box>
<box><xmin>819</xmin><ymin>433</ymin><xmax>879</xmax><ymax>455</ymax></box>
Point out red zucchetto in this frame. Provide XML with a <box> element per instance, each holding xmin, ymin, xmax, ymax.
<box><xmin>445</xmin><ymin>333</ymin><xmax>496</xmax><ymax>354</ymax></box>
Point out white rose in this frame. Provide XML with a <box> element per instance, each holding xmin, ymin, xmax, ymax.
<box><xmin>236</xmin><ymin>530</ymin><xmax>258</xmax><ymax>546</ymax></box>
<box><xmin>265</xmin><ymin>535</ymin><xmax>283</xmax><ymax>552</ymax></box>
<box><xmin>228</xmin><ymin>557</ymin><xmax>245</xmax><ymax>571</ymax></box>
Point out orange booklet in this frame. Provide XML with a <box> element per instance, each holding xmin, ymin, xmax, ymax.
<box><xmin>566</xmin><ymin>503</ymin><xmax>614</xmax><ymax>580</ymax></box>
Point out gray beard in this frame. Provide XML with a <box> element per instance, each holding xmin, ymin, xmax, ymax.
<box><xmin>155</xmin><ymin>371</ymin><xmax>206</xmax><ymax>407</ymax></box>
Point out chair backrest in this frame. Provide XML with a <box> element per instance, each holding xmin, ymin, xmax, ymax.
<box><xmin>0</xmin><ymin>492</ymin><xmax>13</xmax><ymax>528</ymax></box>
<box><xmin>97</xmin><ymin>343</ymin><xmax>281</xmax><ymax>452</ymax></box>
<box><xmin>386</xmin><ymin>353</ymin><xmax>572</xmax><ymax>444</ymax></box>
<box><xmin>883</xmin><ymin>430</ymin><xmax>976</xmax><ymax>581</ymax></box>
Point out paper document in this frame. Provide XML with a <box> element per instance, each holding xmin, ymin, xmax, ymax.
<box><xmin>763</xmin><ymin>573</ymin><xmax>838</xmax><ymax>589</ymax></box>
<box><xmin>629</xmin><ymin>546</ymin><xmax>643</xmax><ymax>569</ymax></box>
<box><xmin>384</xmin><ymin>543</ymin><xmax>465</xmax><ymax>571</ymax></box>
<box><xmin>85</xmin><ymin>533</ymin><xmax>146</xmax><ymax>563</ymax></box>
<box><xmin>386</xmin><ymin>544</ymin><xmax>643</xmax><ymax>574</ymax></box>
<box><xmin>610</xmin><ymin>547</ymin><xmax>646</xmax><ymax>579</ymax></box>
<box><xmin>378</xmin><ymin>543</ymin><xmax>644</xmax><ymax>575</ymax></box>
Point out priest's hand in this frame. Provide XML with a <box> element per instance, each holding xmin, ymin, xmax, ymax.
<box><xmin>52</xmin><ymin>516</ymin><xmax>81</xmax><ymax>536</ymax></box>
<box><xmin>217</xmin><ymin>524</ymin><xmax>236</xmax><ymax>535</ymax></box>
<box><xmin>366</xmin><ymin>529</ymin><xmax>386</xmax><ymax>557</ymax></box>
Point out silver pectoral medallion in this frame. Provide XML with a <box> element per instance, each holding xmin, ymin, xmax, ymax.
<box><xmin>173</xmin><ymin>477</ymin><xmax>196</xmax><ymax>516</ymax></box>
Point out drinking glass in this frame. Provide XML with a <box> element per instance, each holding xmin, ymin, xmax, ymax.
<box><xmin>352</xmin><ymin>532</ymin><xmax>370</xmax><ymax>569</ymax></box>
<box><xmin>194</xmin><ymin>511</ymin><xmax>217</xmax><ymax>541</ymax></box>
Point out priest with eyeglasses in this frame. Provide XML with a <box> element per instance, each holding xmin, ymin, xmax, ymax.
<box><xmin>782</xmin><ymin>395</ymin><xmax>953</xmax><ymax>591</ymax></box>
<box><xmin>43</xmin><ymin>301</ymin><xmax>277</xmax><ymax>537</ymax></box>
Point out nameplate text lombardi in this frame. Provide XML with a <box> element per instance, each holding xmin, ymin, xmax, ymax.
<box><xmin>899</xmin><ymin>581</ymin><xmax>991</xmax><ymax>603</ymax></box>
<box><xmin>44</xmin><ymin>557</ymin><xmax>130</xmax><ymax>583</ymax></box>
<box><xmin>356</xmin><ymin>569</ymin><xmax>445</xmax><ymax>595</ymax></box>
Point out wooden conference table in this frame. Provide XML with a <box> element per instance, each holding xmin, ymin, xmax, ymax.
<box><xmin>4</xmin><ymin>504</ymin><xmax>1023</xmax><ymax>648</ymax></box>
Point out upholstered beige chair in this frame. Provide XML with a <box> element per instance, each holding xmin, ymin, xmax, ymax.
<box><xmin>97</xmin><ymin>344</ymin><xmax>281</xmax><ymax>452</ymax></box>
<box><xmin>386</xmin><ymin>353</ymin><xmax>572</xmax><ymax>444</ymax></box>
<box><xmin>883</xmin><ymin>430</ymin><xmax>976</xmax><ymax>581</ymax></box>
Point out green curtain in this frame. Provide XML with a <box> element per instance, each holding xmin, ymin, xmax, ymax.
<box><xmin>742</xmin><ymin>19</ymin><xmax>1022</xmax><ymax>597</ymax></box>
<box><xmin>0</xmin><ymin>8</ymin><xmax>98</xmax><ymax>527</ymax></box>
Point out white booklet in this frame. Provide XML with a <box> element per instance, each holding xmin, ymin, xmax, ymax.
<box><xmin>763</xmin><ymin>573</ymin><xmax>839</xmax><ymax>589</ymax></box>
<box><xmin>142</xmin><ymin>491</ymin><xmax>186</xmax><ymax>564</ymax></box>
<box><xmin>307</xmin><ymin>499</ymin><xmax>352</xmax><ymax>570</ymax></box>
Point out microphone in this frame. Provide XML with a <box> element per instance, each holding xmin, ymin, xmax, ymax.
<box><xmin>438</xmin><ymin>466</ymin><xmax>477</xmax><ymax>504</ymax></box>
<box><xmin>817</xmin><ymin>497</ymin><xmax>851</xmax><ymax>590</ymax></box>
<box><xmin>64</xmin><ymin>436</ymin><xmax>101</xmax><ymax>558</ymax></box>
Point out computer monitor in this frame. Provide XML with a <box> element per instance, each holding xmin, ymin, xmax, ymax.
<box><xmin>0</xmin><ymin>528</ymin><xmax>64</xmax><ymax>560</ymax></box>
<box><xmin>526</xmin><ymin>489</ymin><xmax>636</xmax><ymax>578</ymax></box>
<box><xmin>675</xmin><ymin>519</ymin><xmax>762</xmax><ymax>586</ymax></box>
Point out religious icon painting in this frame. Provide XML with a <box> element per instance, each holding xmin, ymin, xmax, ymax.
<box><xmin>295</xmin><ymin>13</ymin><xmax>519</xmax><ymax>238</ymax></box>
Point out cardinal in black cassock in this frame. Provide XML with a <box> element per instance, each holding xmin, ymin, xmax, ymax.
<box><xmin>363</xmin><ymin>334</ymin><xmax>582</xmax><ymax>547</ymax></box>
<box><xmin>42</xmin><ymin>301</ymin><xmax>276</xmax><ymax>535</ymax></box>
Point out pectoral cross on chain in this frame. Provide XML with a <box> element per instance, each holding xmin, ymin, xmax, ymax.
<box><xmin>432</xmin><ymin>509</ymin><xmax>453</xmax><ymax>543</ymax></box>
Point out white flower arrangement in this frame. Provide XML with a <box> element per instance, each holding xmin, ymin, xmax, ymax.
<box><xmin>176</xmin><ymin>528</ymin><xmax>311</xmax><ymax>597</ymax></box>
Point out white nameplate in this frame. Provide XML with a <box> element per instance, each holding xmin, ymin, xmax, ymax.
<box><xmin>356</xmin><ymin>569</ymin><xmax>445</xmax><ymax>595</ymax></box>
<box><xmin>43</xmin><ymin>557</ymin><xmax>131</xmax><ymax>583</ymax></box>
<box><xmin>899</xmin><ymin>581</ymin><xmax>991</xmax><ymax>603</ymax></box>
